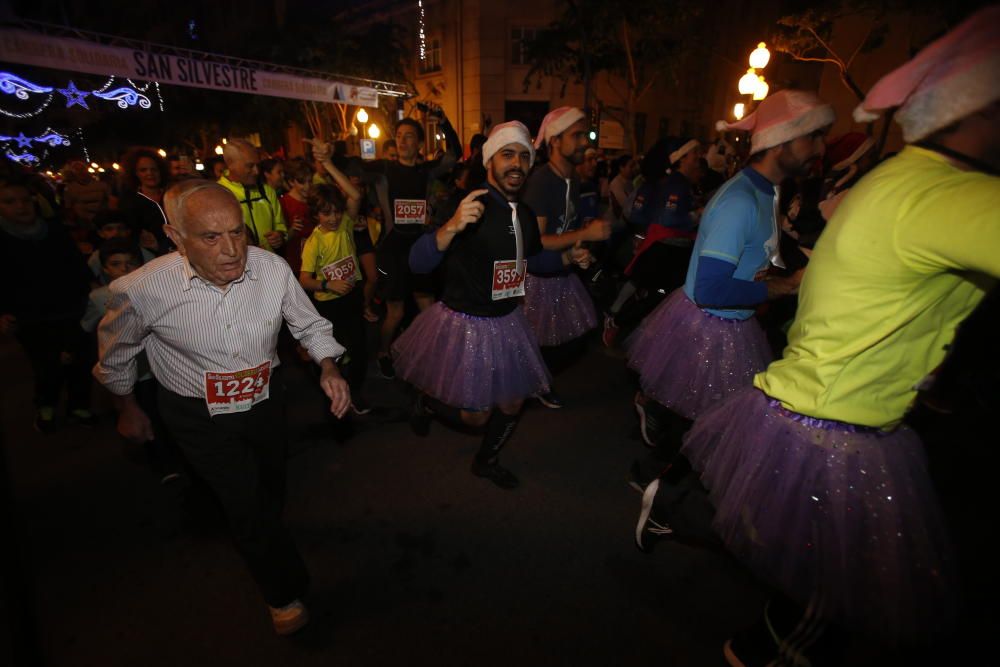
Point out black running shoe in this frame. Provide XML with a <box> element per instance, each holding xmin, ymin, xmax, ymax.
<box><xmin>409</xmin><ymin>395</ymin><xmax>431</xmax><ymax>437</ymax></box>
<box><xmin>634</xmin><ymin>393</ymin><xmax>666</xmax><ymax>448</ymax></box>
<box><xmin>377</xmin><ymin>355</ymin><xmax>395</xmax><ymax>380</ymax></box>
<box><xmin>533</xmin><ymin>390</ymin><xmax>564</xmax><ymax>409</ymax></box>
<box><xmin>470</xmin><ymin>459</ymin><xmax>519</xmax><ymax>489</ymax></box>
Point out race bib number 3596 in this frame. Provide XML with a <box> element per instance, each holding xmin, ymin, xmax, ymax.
<box><xmin>492</xmin><ymin>260</ymin><xmax>526</xmax><ymax>300</ymax></box>
<box><xmin>204</xmin><ymin>361</ymin><xmax>271</xmax><ymax>417</ymax></box>
<box><xmin>394</xmin><ymin>199</ymin><xmax>427</xmax><ymax>226</ymax></box>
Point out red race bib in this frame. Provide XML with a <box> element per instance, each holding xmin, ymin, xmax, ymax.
<box><xmin>204</xmin><ymin>361</ymin><xmax>271</xmax><ymax>416</ymax></box>
<box><xmin>492</xmin><ymin>260</ymin><xmax>526</xmax><ymax>300</ymax></box>
<box><xmin>321</xmin><ymin>255</ymin><xmax>357</xmax><ymax>283</ymax></box>
<box><xmin>394</xmin><ymin>199</ymin><xmax>426</xmax><ymax>226</ymax></box>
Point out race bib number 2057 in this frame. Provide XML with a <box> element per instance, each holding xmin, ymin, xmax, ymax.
<box><xmin>394</xmin><ymin>199</ymin><xmax>427</xmax><ymax>226</ymax></box>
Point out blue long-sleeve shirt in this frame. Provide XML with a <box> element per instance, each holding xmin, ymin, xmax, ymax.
<box><xmin>682</xmin><ymin>167</ymin><xmax>780</xmax><ymax>320</ymax></box>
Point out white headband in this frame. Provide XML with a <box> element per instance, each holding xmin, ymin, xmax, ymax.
<box><xmin>482</xmin><ymin>121</ymin><xmax>536</xmax><ymax>167</ymax></box>
<box><xmin>669</xmin><ymin>140</ymin><xmax>700</xmax><ymax>165</ymax></box>
<box><xmin>534</xmin><ymin>107</ymin><xmax>587</xmax><ymax>149</ymax></box>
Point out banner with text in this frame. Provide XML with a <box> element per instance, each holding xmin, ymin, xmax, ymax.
<box><xmin>0</xmin><ymin>28</ymin><xmax>380</xmax><ymax>106</ymax></box>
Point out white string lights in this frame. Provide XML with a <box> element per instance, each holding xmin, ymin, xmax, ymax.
<box><xmin>418</xmin><ymin>0</ymin><xmax>427</xmax><ymax>61</ymax></box>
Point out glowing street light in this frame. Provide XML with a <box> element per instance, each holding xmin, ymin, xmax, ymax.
<box><xmin>733</xmin><ymin>103</ymin><xmax>745</xmax><ymax>120</ymax></box>
<box><xmin>749</xmin><ymin>42</ymin><xmax>771</xmax><ymax>69</ymax></box>
<box><xmin>367</xmin><ymin>124</ymin><xmax>381</xmax><ymax>139</ymax></box>
<box><xmin>214</xmin><ymin>145</ymin><xmax>224</xmax><ymax>155</ymax></box>
<box><xmin>738</xmin><ymin>69</ymin><xmax>759</xmax><ymax>95</ymax></box>
<box><xmin>753</xmin><ymin>76</ymin><xmax>769</xmax><ymax>101</ymax></box>
<box><xmin>112</xmin><ymin>162</ymin><xmax>120</xmax><ymax>170</ymax></box>
<box><xmin>157</xmin><ymin>149</ymin><xmax>167</xmax><ymax>158</ymax></box>
<box><xmin>90</xmin><ymin>161</ymin><xmax>99</xmax><ymax>169</ymax></box>
<box><xmin>356</xmin><ymin>108</ymin><xmax>369</xmax><ymax>124</ymax></box>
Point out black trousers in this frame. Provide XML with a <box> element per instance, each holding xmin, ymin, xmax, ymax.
<box><xmin>16</xmin><ymin>318</ymin><xmax>92</xmax><ymax>410</ymax></box>
<box><xmin>314</xmin><ymin>290</ymin><xmax>367</xmax><ymax>396</ymax></box>
<box><xmin>156</xmin><ymin>370</ymin><xmax>308</xmax><ymax>607</ymax></box>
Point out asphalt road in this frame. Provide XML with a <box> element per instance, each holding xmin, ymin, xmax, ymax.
<box><xmin>0</xmin><ymin>331</ymin><xmax>776</xmax><ymax>667</ymax></box>
<box><xmin>6</xmin><ymin>327</ymin><xmax>983</xmax><ymax>666</ymax></box>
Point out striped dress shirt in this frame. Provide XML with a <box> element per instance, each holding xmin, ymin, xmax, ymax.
<box><xmin>94</xmin><ymin>246</ymin><xmax>345</xmax><ymax>398</ymax></box>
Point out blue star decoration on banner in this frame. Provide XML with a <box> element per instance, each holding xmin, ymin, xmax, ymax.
<box><xmin>58</xmin><ymin>81</ymin><xmax>90</xmax><ymax>109</ymax></box>
<box><xmin>14</xmin><ymin>132</ymin><xmax>33</xmax><ymax>148</ymax></box>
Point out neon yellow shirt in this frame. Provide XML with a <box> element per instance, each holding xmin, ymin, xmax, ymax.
<box><xmin>300</xmin><ymin>216</ymin><xmax>361</xmax><ymax>301</ymax></box>
<box><xmin>218</xmin><ymin>174</ymin><xmax>286</xmax><ymax>252</ymax></box>
<box><xmin>756</xmin><ymin>146</ymin><xmax>1000</xmax><ymax>428</ymax></box>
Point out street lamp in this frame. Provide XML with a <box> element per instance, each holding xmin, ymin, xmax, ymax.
<box><xmin>738</xmin><ymin>69</ymin><xmax>759</xmax><ymax>95</ymax></box>
<box><xmin>749</xmin><ymin>42</ymin><xmax>770</xmax><ymax>69</ymax></box>
<box><xmin>214</xmin><ymin>145</ymin><xmax>224</xmax><ymax>155</ymax></box>
<box><xmin>356</xmin><ymin>108</ymin><xmax>369</xmax><ymax>124</ymax></box>
<box><xmin>753</xmin><ymin>76</ymin><xmax>769</xmax><ymax>101</ymax></box>
<box><xmin>368</xmin><ymin>124</ymin><xmax>381</xmax><ymax>139</ymax></box>
<box><xmin>157</xmin><ymin>149</ymin><xmax>167</xmax><ymax>158</ymax></box>
<box><xmin>733</xmin><ymin>103</ymin><xmax>745</xmax><ymax>120</ymax></box>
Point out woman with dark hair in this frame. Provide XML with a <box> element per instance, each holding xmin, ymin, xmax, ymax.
<box><xmin>118</xmin><ymin>146</ymin><xmax>172</xmax><ymax>255</ymax></box>
<box><xmin>260</xmin><ymin>157</ymin><xmax>286</xmax><ymax>196</ymax></box>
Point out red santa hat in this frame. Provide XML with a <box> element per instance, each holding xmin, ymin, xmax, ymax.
<box><xmin>534</xmin><ymin>106</ymin><xmax>587</xmax><ymax>149</ymax></box>
<box><xmin>482</xmin><ymin>121</ymin><xmax>536</xmax><ymax>167</ymax></box>
<box><xmin>825</xmin><ymin>132</ymin><xmax>875</xmax><ymax>172</ymax></box>
<box><xmin>853</xmin><ymin>5</ymin><xmax>999</xmax><ymax>142</ymax></box>
<box><xmin>716</xmin><ymin>90</ymin><xmax>835</xmax><ymax>155</ymax></box>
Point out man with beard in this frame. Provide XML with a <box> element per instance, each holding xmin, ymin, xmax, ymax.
<box><xmin>682</xmin><ymin>10</ymin><xmax>998</xmax><ymax>661</ymax></box>
<box><xmin>628</xmin><ymin>91</ymin><xmax>831</xmax><ymax>505</ymax></box>
<box><xmin>363</xmin><ymin>109</ymin><xmax>461</xmax><ymax>380</ymax></box>
<box><xmin>521</xmin><ymin>107</ymin><xmax>611</xmax><ymax>408</ymax></box>
<box><xmin>394</xmin><ymin>122</ymin><xmax>552</xmax><ymax>489</ymax></box>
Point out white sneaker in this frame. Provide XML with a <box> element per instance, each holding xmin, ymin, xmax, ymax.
<box><xmin>635</xmin><ymin>479</ymin><xmax>673</xmax><ymax>552</ymax></box>
<box><xmin>269</xmin><ymin>599</ymin><xmax>310</xmax><ymax>635</ymax></box>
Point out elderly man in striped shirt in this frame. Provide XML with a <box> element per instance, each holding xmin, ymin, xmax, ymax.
<box><xmin>94</xmin><ymin>180</ymin><xmax>351</xmax><ymax>636</ymax></box>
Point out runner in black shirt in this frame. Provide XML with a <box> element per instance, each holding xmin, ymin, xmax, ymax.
<box><xmin>362</xmin><ymin>108</ymin><xmax>461</xmax><ymax>379</ymax></box>
<box><xmin>521</xmin><ymin>107</ymin><xmax>611</xmax><ymax>408</ymax></box>
<box><xmin>393</xmin><ymin>121</ymin><xmax>551</xmax><ymax>489</ymax></box>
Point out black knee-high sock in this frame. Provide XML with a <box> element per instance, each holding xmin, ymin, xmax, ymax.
<box><xmin>422</xmin><ymin>395</ymin><xmax>464</xmax><ymax>426</ymax></box>
<box><xmin>658</xmin><ymin>454</ymin><xmax>692</xmax><ymax>484</ymax></box>
<box><xmin>476</xmin><ymin>411</ymin><xmax>520</xmax><ymax>464</ymax></box>
<box><xmin>653</xmin><ymin>410</ymin><xmax>694</xmax><ymax>460</ymax></box>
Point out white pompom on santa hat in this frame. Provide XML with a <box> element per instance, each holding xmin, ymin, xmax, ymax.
<box><xmin>534</xmin><ymin>106</ymin><xmax>587</xmax><ymax>149</ymax></box>
<box><xmin>716</xmin><ymin>90</ymin><xmax>835</xmax><ymax>155</ymax></box>
<box><xmin>852</xmin><ymin>5</ymin><xmax>999</xmax><ymax>143</ymax></box>
<box><xmin>482</xmin><ymin>120</ymin><xmax>536</xmax><ymax>167</ymax></box>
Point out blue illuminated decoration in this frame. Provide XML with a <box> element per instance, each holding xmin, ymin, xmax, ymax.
<box><xmin>0</xmin><ymin>128</ymin><xmax>72</xmax><ymax>149</ymax></box>
<box><xmin>57</xmin><ymin>81</ymin><xmax>90</xmax><ymax>109</ymax></box>
<box><xmin>4</xmin><ymin>150</ymin><xmax>40</xmax><ymax>165</ymax></box>
<box><xmin>0</xmin><ymin>72</ymin><xmax>54</xmax><ymax>100</ymax></box>
<box><xmin>33</xmin><ymin>131</ymin><xmax>71</xmax><ymax>147</ymax></box>
<box><xmin>91</xmin><ymin>87</ymin><xmax>152</xmax><ymax>109</ymax></box>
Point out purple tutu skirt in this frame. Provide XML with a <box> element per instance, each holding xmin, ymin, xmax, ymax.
<box><xmin>625</xmin><ymin>289</ymin><xmax>772</xmax><ymax>420</ymax></box>
<box><xmin>682</xmin><ymin>387</ymin><xmax>957</xmax><ymax>643</ymax></box>
<box><xmin>392</xmin><ymin>302</ymin><xmax>550</xmax><ymax>411</ymax></box>
<box><xmin>521</xmin><ymin>273</ymin><xmax>597</xmax><ymax>347</ymax></box>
